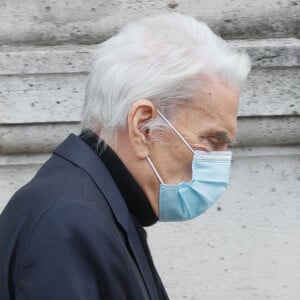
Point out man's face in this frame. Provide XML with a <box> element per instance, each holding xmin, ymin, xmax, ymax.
<box><xmin>149</xmin><ymin>77</ymin><xmax>239</xmax><ymax>185</ymax></box>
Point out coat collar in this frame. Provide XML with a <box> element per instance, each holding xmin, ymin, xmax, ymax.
<box><xmin>54</xmin><ymin>134</ymin><xmax>159</xmax><ymax>300</ymax></box>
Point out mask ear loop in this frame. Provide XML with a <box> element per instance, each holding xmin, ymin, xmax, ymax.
<box><xmin>146</xmin><ymin>156</ymin><xmax>164</xmax><ymax>184</ymax></box>
<box><xmin>156</xmin><ymin>110</ymin><xmax>195</xmax><ymax>154</ymax></box>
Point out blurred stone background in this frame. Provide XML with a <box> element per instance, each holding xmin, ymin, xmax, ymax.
<box><xmin>0</xmin><ymin>1</ymin><xmax>299</xmax><ymax>299</ymax></box>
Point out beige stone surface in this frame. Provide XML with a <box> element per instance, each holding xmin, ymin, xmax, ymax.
<box><xmin>0</xmin><ymin>116</ymin><xmax>299</xmax><ymax>155</ymax></box>
<box><xmin>0</xmin><ymin>39</ymin><xmax>299</xmax><ymax>76</ymax></box>
<box><xmin>0</xmin><ymin>0</ymin><xmax>299</xmax><ymax>45</ymax></box>
<box><xmin>0</xmin><ymin>40</ymin><xmax>299</xmax><ymax>128</ymax></box>
<box><xmin>0</xmin><ymin>67</ymin><xmax>299</xmax><ymax>124</ymax></box>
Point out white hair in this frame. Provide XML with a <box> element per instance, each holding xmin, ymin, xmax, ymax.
<box><xmin>82</xmin><ymin>13</ymin><xmax>251</xmax><ymax>138</ymax></box>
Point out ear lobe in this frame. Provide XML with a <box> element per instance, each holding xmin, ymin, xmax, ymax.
<box><xmin>127</xmin><ymin>99</ymin><xmax>156</xmax><ymax>159</ymax></box>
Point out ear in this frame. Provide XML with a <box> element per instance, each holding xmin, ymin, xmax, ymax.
<box><xmin>127</xmin><ymin>99</ymin><xmax>157</xmax><ymax>159</ymax></box>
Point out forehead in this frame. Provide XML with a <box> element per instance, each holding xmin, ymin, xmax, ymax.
<box><xmin>175</xmin><ymin>78</ymin><xmax>240</xmax><ymax>139</ymax></box>
<box><xmin>195</xmin><ymin>75</ymin><xmax>240</xmax><ymax>112</ymax></box>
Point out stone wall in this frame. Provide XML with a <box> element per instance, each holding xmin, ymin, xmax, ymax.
<box><xmin>0</xmin><ymin>1</ymin><xmax>299</xmax><ymax>299</ymax></box>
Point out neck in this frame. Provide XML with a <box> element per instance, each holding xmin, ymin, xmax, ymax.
<box><xmin>101</xmin><ymin>129</ymin><xmax>160</xmax><ymax>217</ymax></box>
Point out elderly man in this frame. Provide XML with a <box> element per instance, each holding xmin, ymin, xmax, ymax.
<box><xmin>0</xmin><ymin>13</ymin><xmax>250</xmax><ymax>300</ymax></box>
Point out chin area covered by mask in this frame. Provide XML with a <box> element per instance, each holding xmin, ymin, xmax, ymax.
<box><xmin>157</xmin><ymin>150</ymin><xmax>231</xmax><ymax>221</ymax></box>
<box><xmin>146</xmin><ymin>110</ymin><xmax>232</xmax><ymax>222</ymax></box>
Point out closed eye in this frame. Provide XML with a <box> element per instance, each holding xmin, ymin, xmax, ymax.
<box><xmin>207</xmin><ymin>136</ymin><xmax>220</xmax><ymax>146</ymax></box>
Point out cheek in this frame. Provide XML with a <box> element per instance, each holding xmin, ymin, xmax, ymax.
<box><xmin>150</xmin><ymin>132</ymin><xmax>194</xmax><ymax>183</ymax></box>
<box><xmin>167</xmin><ymin>147</ymin><xmax>194</xmax><ymax>183</ymax></box>
<box><xmin>181</xmin><ymin>157</ymin><xmax>194</xmax><ymax>181</ymax></box>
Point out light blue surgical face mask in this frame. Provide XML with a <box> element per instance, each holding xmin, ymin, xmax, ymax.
<box><xmin>146</xmin><ymin>110</ymin><xmax>232</xmax><ymax>222</ymax></box>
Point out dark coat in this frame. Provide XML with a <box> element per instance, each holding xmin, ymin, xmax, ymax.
<box><xmin>0</xmin><ymin>134</ymin><xmax>168</xmax><ymax>300</ymax></box>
